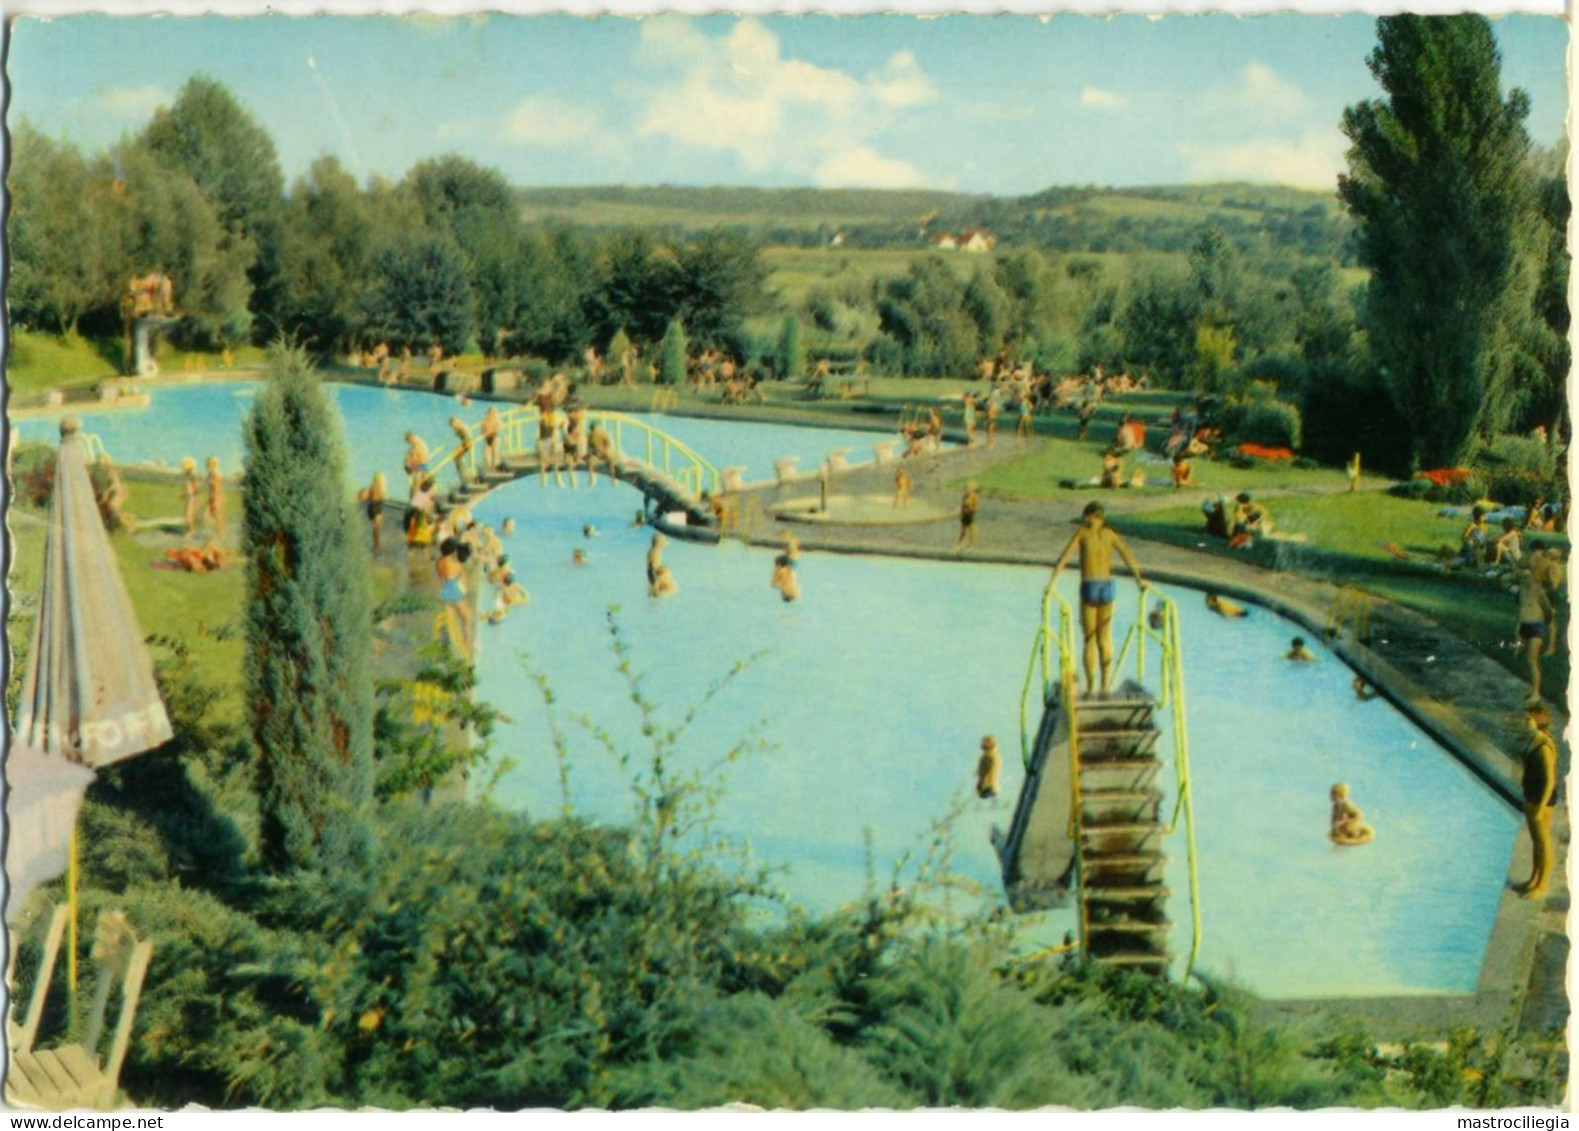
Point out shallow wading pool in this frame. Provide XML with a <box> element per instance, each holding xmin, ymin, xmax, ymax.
<box><xmin>12</xmin><ymin>382</ymin><xmax>1518</xmax><ymax>998</ymax></box>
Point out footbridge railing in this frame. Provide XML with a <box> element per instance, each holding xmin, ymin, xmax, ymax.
<box><xmin>424</xmin><ymin>406</ymin><xmax>721</xmax><ymax>501</ymax></box>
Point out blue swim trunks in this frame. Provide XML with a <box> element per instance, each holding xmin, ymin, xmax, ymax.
<box><xmin>1519</xmin><ymin>620</ymin><xmax>1548</xmax><ymax>641</ymax></box>
<box><xmin>1080</xmin><ymin>578</ymin><xmax>1116</xmax><ymax>607</ymax></box>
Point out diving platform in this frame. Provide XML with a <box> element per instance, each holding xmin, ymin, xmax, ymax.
<box><xmin>999</xmin><ymin>593</ymin><xmax>1200</xmax><ymax>977</ymax></box>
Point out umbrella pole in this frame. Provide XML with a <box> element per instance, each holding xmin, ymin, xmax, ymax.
<box><xmin>68</xmin><ymin>823</ymin><xmax>79</xmax><ymax>1029</ymax></box>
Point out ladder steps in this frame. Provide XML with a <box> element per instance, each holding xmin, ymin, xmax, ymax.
<box><xmin>1081</xmin><ymin>851</ymin><xmax>1166</xmax><ymax>867</ymax></box>
<box><xmin>1086</xmin><ymin>919</ymin><xmax>1174</xmax><ymax>935</ymax></box>
<box><xmin>1084</xmin><ymin>885</ymin><xmax>1170</xmax><ymax>902</ymax></box>
<box><xmin>1079</xmin><ymin>758</ymin><xmax>1161</xmax><ymax>773</ymax></box>
<box><xmin>1082</xmin><ymin>822</ymin><xmax>1162</xmax><ymax>837</ymax></box>
<box><xmin>1081</xmin><ymin>789</ymin><xmax>1162</xmax><ymax>804</ymax></box>
<box><xmin>1078</xmin><ymin>727</ymin><xmax>1157</xmax><ymax>739</ymax></box>
<box><xmin>1092</xmin><ymin>951</ymin><xmax>1172</xmax><ymax>968</ymax></box>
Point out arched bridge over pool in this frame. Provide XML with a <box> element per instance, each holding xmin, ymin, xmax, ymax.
<box><xmin>425</xmin><ymin>406</ymin><xmax>723</xmax><ymax>530</ymax></box>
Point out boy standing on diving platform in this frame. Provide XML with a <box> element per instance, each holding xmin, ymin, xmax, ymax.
<box><xmin>1045</xmin><ymin>502</ymin><xmax>1149</xmax><ymax>697</ymax></box>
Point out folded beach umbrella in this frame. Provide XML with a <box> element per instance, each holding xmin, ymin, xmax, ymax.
<box><xmin>7</xmin><ymin>418</ymin><xmax>171</xmax><ymax>915</ymax></box>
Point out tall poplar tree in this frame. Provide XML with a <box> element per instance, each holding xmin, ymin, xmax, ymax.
<box><xmin>242</xmin><ymin>346</ymin><xmax>375</xmax><ymax>878</ymax></box>
<box><xmin>1339</xmin><ymin>15</ymin><xmax>1537</xmax><ymax>467</ymax></box>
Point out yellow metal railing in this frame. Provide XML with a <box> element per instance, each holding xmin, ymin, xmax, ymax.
<box><xmin>421</xmin><ymin>405</ymin><xmax>721</xmax><ymax>501</ymax></box>
<box><xmin>1019</xmin><ymin>585</ymin><xmax>1202</xmax><ymax>981</ymax></box>
<box><xmin>1325</xmin><ymin>584</ymin><xmax>1373</xmax><ymax>644</ymax></box>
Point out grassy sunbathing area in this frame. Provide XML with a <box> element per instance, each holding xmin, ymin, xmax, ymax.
<box><xmin>6</xmin><ymin>477</ymin><xmax>406</xmax><ymax>725</ymax></box>
<box><xmin>8</xmin><ymin>329</ymin><xmax>267</xmax><ymax>397</ymax></box>
<box><xmin>1117</xmin><ymin>490</ymin><xmax>1570</xmax><ymax>699</ymax></box>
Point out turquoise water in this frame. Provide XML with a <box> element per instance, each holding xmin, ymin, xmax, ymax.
<box><xmin>12</xmin><ymin>382</ymin><xmax>892</xmax><ymax>495</ymax></box>
<box><xmin>466</xmin><ymin>478</ymin><xmax>1518</xmax><ymax>1000</ymax></box>
<box><xmin>11</xmin><ymin>382</ymin><xmax>1519</xmax><ymax>999</ymax></box>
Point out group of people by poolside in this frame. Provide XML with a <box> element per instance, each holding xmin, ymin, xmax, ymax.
<box><xmin>162</xmin><ymin>455</ymin><xmax>229</xmax><ymax>573</ymax></box>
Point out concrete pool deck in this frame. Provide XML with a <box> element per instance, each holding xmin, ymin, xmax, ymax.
<box><xmin>730</xmin><ymin>438</ymin><xmax>1569</xmax><ymax>1038</ymax></box>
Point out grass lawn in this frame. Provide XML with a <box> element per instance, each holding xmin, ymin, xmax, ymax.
<box><xmin>8</xmin><ymin>330</ymin><xmax>268</xmax><ymax>397</ymax></box>
<box><xmin>8</xmin><ymin>330</ymin><xmax>123</xmax><ymax>393</ymax></box>
<box><xmin>970</xmin><ymin>394</ymin><xmax>1355</xmax><ymax>499</ymax></box>
<box><xmin>8</xmin><ymin>478</ymin><xmax>407</xmax><ymax>725</ymax></box>
<box><xmin>1117</xmin><ymin>491</ymin><xmax>1570</xmax><ymax>698</ymax></box>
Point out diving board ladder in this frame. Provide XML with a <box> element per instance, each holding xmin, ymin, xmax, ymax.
<box><xmin>999</xmin><ymin>589</ymin><xmax>1201</xmax><ymax>978</ymax></box>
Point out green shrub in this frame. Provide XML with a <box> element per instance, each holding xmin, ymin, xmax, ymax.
<box><xmin>658</xmin><ymin>318</ymin><xmax>688</xmax><ymax>386</ymax></box>
<box><xmin>1238</xmin><ymin>399</ymin><xmax>1303</xmax><ymax>449</ymax></box>
<box><xmin>1474</xmin><ymin>433</ymin><xmax>1560</xmax><ymax>507</ymax></box>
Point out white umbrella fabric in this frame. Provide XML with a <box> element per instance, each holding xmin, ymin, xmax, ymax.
<box><xmin>7</xmin><ymin>418</ymin><xmax>171</xmax><ymax>916</ymax></box>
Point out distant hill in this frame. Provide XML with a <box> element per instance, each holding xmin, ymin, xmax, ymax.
<box><xmin>515</xmin><ymin>182</ymin><xmax>1350</xmax><ymax>260</ymax></box>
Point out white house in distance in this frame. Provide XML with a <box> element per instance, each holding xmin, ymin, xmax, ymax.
<box><xmin>929</xmin><ymin>228</ymin><xmax>998</xmax><ymax>252</ymax></box>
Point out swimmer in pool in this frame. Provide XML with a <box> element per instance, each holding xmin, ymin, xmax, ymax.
<box><xmin>1285</xmin><ymin>636</ymin><xmax>1317</xmax><ymax>662</ymax></box>
<box><xmin>1046</xmin><ymin>501</ymin><xmax>1148</xmax><ymax>697</ymax></box>
<box><xmin>583</xmin><ymin>524</ymin><xmax>598</xmax><ymax>539</ymax></box>
<box><xmin>1352</xmin><ymin>676</ymin><xmax>1379</xmax><ymax>702</ymax></box>
<box><xmin>976</xmin><ymin>736</ymin><xmax>1001</xmax><ymax>800</ymax></box>
<box><xmin>1206</xmin><ymin>592</ymin><xmax>1248</xmax><ymax>619</ymax></box>
<box><xmin>771</xmin><ymin>554</ymin><xmax>800</xmax><ymax>602</ymax></box>
<box><xmin>502</xmin><ymin>517</ymin><xmax>516</xmax><ymax>536</ymax></box>
<box><xmin>573</xmin><ymin>548</ymin><xmax>587</xmax><ymax>566</ymax></box>
<box><xmin>1329</xmin><ymin>783</ymin><xmax>1374</xmax><ymax>846</ymax></box>
<box><xmin>647</xmin><ymin>533</ymin><xmax>667</xmax><ymax>595</ymax></box>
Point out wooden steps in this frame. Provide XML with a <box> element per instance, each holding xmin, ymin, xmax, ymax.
<box><xmin>1071</xmin><ymin>680</ymin><xmax>1172</xmax><ymax>972</ymax></box>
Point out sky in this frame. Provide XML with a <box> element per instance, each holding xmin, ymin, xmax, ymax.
<box><xmin>6</xmin><ymin>13</ymin><xmax>1568</xmax><ymax>195</ymax></box>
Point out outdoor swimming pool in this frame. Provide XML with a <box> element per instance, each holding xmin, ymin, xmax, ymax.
<box><xmin>10</xmin><ymin>381</ymin><xmax>1520</xmax><ymax>999</ymax></box>
<box><xmin>11</xmin><ymin>382</ymin><xmax>894</xmax><ymax>493</ymax></box>
<box><xmin>465</xmin><ymin>480</ymin><xmax>1517</xmax><ymax>1000</ymax></box>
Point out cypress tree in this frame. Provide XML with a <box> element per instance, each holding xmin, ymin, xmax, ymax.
<box><xmin>776</xmin><ymin>315</ymin><xmax>805</xmax><ymax>381</ymax></box>
<box><xmin>242</xmin><ymin>345</ymin><xmax>375</xmax><ymax>878</ymax></box>
<box><xmin>658</xmin><ymin>318</ymin><xmax>688</xmax><ymax>386</ymax></box>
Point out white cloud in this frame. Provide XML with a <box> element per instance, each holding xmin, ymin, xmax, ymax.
<box><xmin>1080</xmin><ymin>86</ymin><xmax>1127</xmax><ymax>110</ymax></box>
<box><xmin>506</xmin><ymin>95</ymin><xmax>603</xmax><ymax>148</ymax></box>
<box><xmin>870</xmin><ymin>51</ymin><xmax>936</xmax><ymax>109</ymax></box>
<box><xmin>1177</xmin><ymin>129</ymin><xmax>1345</xmax><ymax>190</ymax></box>
<box><xmin>816</xmin><ymin>145</ymin><xmax>924</xmax><ymax>189</ymax></box>
<box><xmin>76</xmin><ymin>84</ymin><xmax>170</xmax><ymax>122</ymax></box>
<box><xmin>1219</xmin><ymin>61</ymin><xmax>1309</xmax><ymax>118</ymax></box>
<box><xmin>634</xmin><ymin>18</ymin><xmax>932</xmax><ymax>185</ymax></box>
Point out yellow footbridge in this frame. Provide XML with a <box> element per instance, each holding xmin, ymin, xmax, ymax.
<box><xmin>1001</xmin><ymin>589</ymin><xmax>1202</xmax><ymax>979</ymax></box>
<box><xmin>424</xmin><ymin>405</ymin><xmax>723</xmax><ymax>526</ymax></box>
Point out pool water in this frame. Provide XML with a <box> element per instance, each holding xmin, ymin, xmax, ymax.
<box><xmin>12</xmin><ymin>382</ymin><xmax>892</xmax><ymax>495</ymax></box>
<box><xmin>10</xmin><ymin>382</ymin><xmax>1519</xmax><ymax>999</ymax></box>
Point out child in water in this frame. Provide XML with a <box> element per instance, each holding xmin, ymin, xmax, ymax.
<box><xmin>1285</xmin><ymin>636</ymin><xmax>1317</xmax><ymax>662</ymax></box>
<box><xmin>976</xmin><ymin>736</ymin><xmax>1001</xmax><ymax>800</ymax></box>
<box><xmin>1206</xmin><ymin>592</ymin><xmax>1248</xmax><ymax>619</ymax></box>
<box><xmin>1329</xmin><ymin>783</ymin><xmax>1375</xmax><ymax>846</ymax></box>
<box><xmin>771</xmin><ymin>554</ymin><xmax>800</xmax><ymax>602</ymax></box>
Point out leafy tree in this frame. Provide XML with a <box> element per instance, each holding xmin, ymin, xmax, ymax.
<box><xmin>962</xmin><ymin>269</ymin><xmax>1010</xmax><ymax>358</ymax></box>
<box><xmin>241</xmin><ymin>346</ymin><xmax>375</xmax><ymax>880</ymax></box>
<box><xmin>593</xmin><ymin>229</ymin><xmax>681</xmax><ymax>346</ymax></box>
<box><xmin>115</xmin><ymin>141</ymin><xmax>257</xmax><ymax>347</ymax></box>
<box><xmin>874</xmin><ymin>258</ymin><xmax>978</xmax><ymax>376</ymax></box>
<box><xmin>404</xmin><ymin>155</ymin><xmax>524</xmax><ymax>353</ymax></box>
<box><xmin>1506</xmin><ymin>145</ymin><xmax>1571</xmax><ymax>438</ymax></box>
<box><xmin>1339</xmin><ymin>15</ymin><xmax>1538</xmax><ymax>467</ymax></box>
<box><xmin>1188</xmin><ymin>324</ymin><xmax>1238</xmax><ymax>394</ymax></box>
<box><xmin>276</xmin><ymin>156</ymin><xmax>378</xmax><ymax>357</ymax></box>
<box><xmin>670</xmin><ymin>229</ymin><xmax>769</xmax><ymax>350</ymax></box>
<box><xmin>141</xmin><ymin>76</ymin><xmax>287</xmax><ymax>337</ymax></box>
<box><xmin>360</xmin><ymin>233</ymin><xmax>474</xmax><ymax>355</ymax></box>
<box><xmin>6</xmin><ymin>126</ymin><xmax>124</xmax><ymax>336</ymax></box>
<box><xmin>1118</xmin><ymin>271</ymin><xmax>1198</xmax><ymax>386</ymax></box>
<box><xmin>658</xmin><ymin>318</ymin><xmax>688</xmax><ymax>386</ymax></box>
<box><xmin>775</xmin><ymin>315</ymin><xmax>806</xmax><ymax>381</ymax></box>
